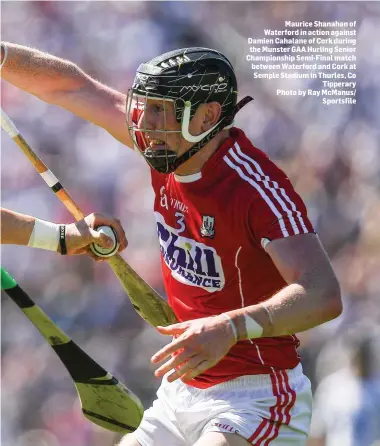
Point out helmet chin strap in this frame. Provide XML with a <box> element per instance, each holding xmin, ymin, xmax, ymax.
<box><xmin>181</xmin><ymin>101</ymin><xmax>222</xmax><ymax>143</ymax></box>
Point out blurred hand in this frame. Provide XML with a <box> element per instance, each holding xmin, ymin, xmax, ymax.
<box><xmin>62</xmin><ymin>213</ymin><xmax>128</xmax><ymax>261</ymax></box>
<box><xmin>151</xmin><ymin>315</ymin><xmax>237</xmax><ymax>383</ymax></box>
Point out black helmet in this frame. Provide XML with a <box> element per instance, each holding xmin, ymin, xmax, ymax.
<box><xmin>126</xmin><ymin>47</ymin><xmax>253</xmax><ymax>173</ymax></box>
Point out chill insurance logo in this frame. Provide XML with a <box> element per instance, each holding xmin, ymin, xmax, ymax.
<box><xmin>155</xmin><ymin>212</ymin><xmax>225</xmax><ymax>292</ymax></box>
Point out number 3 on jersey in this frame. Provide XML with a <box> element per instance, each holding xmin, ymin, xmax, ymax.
<box><xmin>175</xmin><ymin>212</ymin><xmax>186</xmax><ymax>234</ymax></box>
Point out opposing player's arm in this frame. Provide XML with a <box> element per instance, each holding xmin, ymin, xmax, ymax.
<box><xmin>228</xmin><ymin>233</ymin><xmax>342</xmax><ymax>339</ymax></box>
<box><xmin>0</xmin><ymin>207</ymin><xmax>35</xmax><ymax>245</ymax></box>
<box><xmin>1</xmin><ymin>42</ymin><xmax>133</xmax><ymax>148</ymax></box>
<box><xmin>0</xmin><ymin>207</ymin><xmax>128</xmax><ymax>257</ymax></box>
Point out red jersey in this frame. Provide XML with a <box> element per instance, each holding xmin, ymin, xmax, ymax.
<box><xmin>150</xmin><ymin>127</ymin><xmax>314</xmax><ymax>388</ymax></box>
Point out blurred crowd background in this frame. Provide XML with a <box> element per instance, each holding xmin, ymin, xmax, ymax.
<box><xmin>1</xmin><ymin>2</ymin><xmax>380</xmax><ymax>446</ymax></box>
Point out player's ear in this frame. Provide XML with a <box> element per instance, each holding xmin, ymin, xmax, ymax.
<box><xmin>202</xmin><ymin>102</ymin><xmax>222</xmax><ymax>130</ymax></box>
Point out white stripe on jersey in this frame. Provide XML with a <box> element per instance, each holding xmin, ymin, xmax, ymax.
<box><xmin>223</xmin><ymin>155</ymin><xmax>289</xmax><ymax>237</ymax></box>
<box><xmin>234</xmin><ymin>143</ymin><xmax>309</xmax><ymax>234</ymax></box>
<box><xmin>255</xmin><ymin>344</ymin><xmax>265</xmax><ymax>364</ymax></box>
<box><xmin>235</xmin><ymin>246</ymin><xmax>245</xmax><ymax>308</ymax></box>
<box><xmin>230</xmin><ymin>146</ymin><xmax>299</xmax><ymax>235</ymax></box>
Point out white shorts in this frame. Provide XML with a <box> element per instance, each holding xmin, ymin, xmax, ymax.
<box><xmin>122</xmin><ymin>363</ymin><xmax>312</xmax><ymax>446</ymax></box>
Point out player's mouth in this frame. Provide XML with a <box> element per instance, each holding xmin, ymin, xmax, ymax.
<box><xmin>148</xmin><ymin>139</ymin><xmax>167</xmax><ymax>151</ymax></box>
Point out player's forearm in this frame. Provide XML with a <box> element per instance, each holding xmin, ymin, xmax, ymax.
<box><xmin>0</xmin><ymin>208</ymin><xmax>35</xmax><ymax>245</ymax></box>
<box><xmin>226</xmin><ymin>280</ymin><xmax>342</xmax><ymax>340</ymax></box>
<box><xmin>1</xmin><ymin>42</ymin><xmax>86</xmax><ymax>100</ymax></box>
<box><xmin>1</xmin><ymin>42</ymin><xmax>132</xmax><ymax>146</ymax></box>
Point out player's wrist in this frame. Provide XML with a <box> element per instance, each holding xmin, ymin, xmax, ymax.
<box><xmin>220</xmin><ymin>313</ymin><xmax>238</xmax><ymax>344</ymax></box>
<box><xmin>27</xmin><ymin>218</ymin><xmax>67</xmax><ymax>254</ymax></box>
<box><xmin>224</xmin><ymin>309</ymin><xmax>265</xmax><ymax>341</ymax></box>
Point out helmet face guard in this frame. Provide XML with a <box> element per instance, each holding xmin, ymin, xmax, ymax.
<box><xmin>126</xmin><ymin>91</ymin><xmax>186</xmax><ymax>173</ymax></box>
<box><xmin>126</xmin><ymin>48</ymin><xmax>253</xmax><ymax>174</ymax></box>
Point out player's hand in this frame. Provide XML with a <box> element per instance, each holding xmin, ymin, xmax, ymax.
<box><xmin>151</xmin><ymin>315</ymin><xmax>237</xmax><ymax>383</ymax></box>
<box><xmin>62</xmin><ymin>213</ymin><xmax>128</xmax><ymax>260</ymax></box>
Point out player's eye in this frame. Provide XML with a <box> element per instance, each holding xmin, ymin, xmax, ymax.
<box><xmin>150</xmin><ymin>104</ymin><xmax>164</xmax><ymax>114</ymax></box>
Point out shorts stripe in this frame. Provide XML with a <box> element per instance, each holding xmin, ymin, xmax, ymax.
<box><xmin>247</xmin><ymin>371</ymin><xmax>280</xmax><ymax>444</ymax></box>
<box><xmin>247</xmin><ymin>419</ymin><xmax>269</xmax><ymax>443</ymax></box>
<box><xmin>255</xmin><ymin>372</ymin><xmax>282</xmax><ymax>445</ymax></box>
<box><xmin>282</xmin><ymin>370</ymin><xmax>297</xmax><ymax>425</ymax></box>
<box><xmin>248</xmin><ymin>370</ymin><xmax>296</xmax><ymax>445</ymax></box>
<box><xmin>262</xmin><ymin>372</ymin><xmax>290</xmax><ymax>445</ymax></box>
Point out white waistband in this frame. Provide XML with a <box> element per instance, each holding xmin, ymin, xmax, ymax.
<box><xmin>185</xmin><ymin>363</ymin><xmax>304</xmax><ymax>394</ymax></box>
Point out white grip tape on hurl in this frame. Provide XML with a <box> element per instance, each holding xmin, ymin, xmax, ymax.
<box><xmin>40</xmin><ymin>170</ymin><xmax>60</xmax><ymax>188</ymax></box>
<box><xmin>1</xmin><ymin>109</ymin><xmax>20</xmax><ymax>138</ymax></box>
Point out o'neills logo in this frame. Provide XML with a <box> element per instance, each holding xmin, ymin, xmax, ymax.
<box><xmin>155</xmin><ymin>212</ymin><xmax>225</xmax><ymax>292</ymax></box>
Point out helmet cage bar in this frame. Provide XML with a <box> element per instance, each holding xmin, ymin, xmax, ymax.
<box><xmin>126</xmin><ymin>89</ymin><xmax>184</xmax><ymax>173</ymax></box>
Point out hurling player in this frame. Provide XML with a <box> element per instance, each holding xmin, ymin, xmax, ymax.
<box><xmin>2</xmin><ymin>42</ymin><xmax>342</xmax><ymax>446</ymax></box>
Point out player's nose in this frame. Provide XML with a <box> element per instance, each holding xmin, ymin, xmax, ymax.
<box><xmin>137</xmin><ymin>110</ymin><xmax>156</xmax><ymax>131</ymax></box>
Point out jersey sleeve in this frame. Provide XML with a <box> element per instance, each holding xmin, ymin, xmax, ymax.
<box><xmin>247</xmin><ymin>158</ymin><xmax>315</xmax><ymax>248</ymax></box>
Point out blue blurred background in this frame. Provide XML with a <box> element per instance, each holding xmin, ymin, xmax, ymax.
<box><xmin>1</xmin><ymin>2</ymin><xmax>380</xmax><ymax>445</ymax></box>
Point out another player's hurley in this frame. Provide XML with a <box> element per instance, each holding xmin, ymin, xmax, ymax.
<box><xmin>1</xmin><ymin>267</ymin><xmax>144</xmax><ymax>433</ymax></box>
<box><xmin>0</xmin><ymin>109</ymin><xmax>177</xmax><ymax>328</ymax></box>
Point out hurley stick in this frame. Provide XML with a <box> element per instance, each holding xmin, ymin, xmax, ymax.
<box><xmin>1</xmin><ymin>267</ymin><xmax>144</xmax><ymax>433</ymax></box>
<box><xmin>1</xmin><ymin>109</ymin><xmax>177</xmax><ymax>327</ymax></box>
